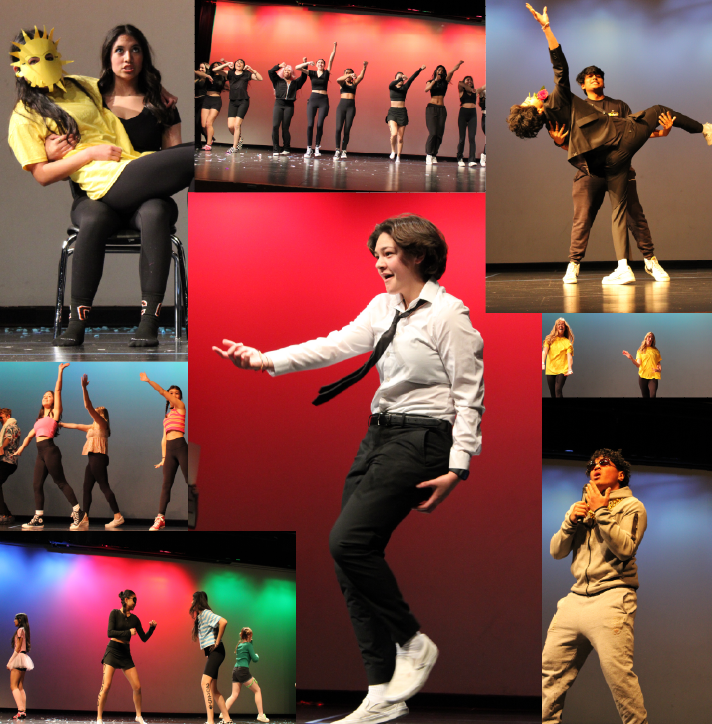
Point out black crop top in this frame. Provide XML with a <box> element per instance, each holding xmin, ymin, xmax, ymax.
<box><xmin>208</xmin><ymin>73</ymin><xmax>227</xmax><ymax>93</ymax></box>
<box><xmin>460</xmin><ymin>89</ymin><xmax>477</xmax><ymax>105</ymax></box>
<box><xmin>388</xmin><ymin>67</ymin><xmax>422</xmax><ymax>102</ymax></box>
<box><xmin>429</xmin><ymin>79</ymin><xmax>448</xmax><ymax>97</ymax></box>
<box><xmin>195</xmin><ymin>77</ymin><xmax>208</xmax><ymax>98</ymax></box>
<box><xmin>338</xmin><ymin>79</ymin><xmax>358</xmax><ymax>96</ymax></box>
<box><xmin>107</xmin><ymin>609</ymin><xmax>156</xmax><ymax>644</ymax></box>
<box><xmin>117</xmin><ymin>106</ymin><xmax>181</xmax><ymax>153</ymax></box>
<box><xmin>227</xmin><ymin>68</ymin><xmax>251</xmax><ymax>101</ymax></box>
<box><xmin>308</xmin><ymin>69</ymin><xmax>330</xmax><ymax>91</ymax></box>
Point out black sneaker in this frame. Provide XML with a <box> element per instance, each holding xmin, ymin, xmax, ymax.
<box><xmin>22</xmin><ymin>515</ymin><xmax>44</xmax><ymax>530</ymax></box>
<box><xmin>70</xmin><ymin>509</ymin><xmax>89</xmax><ymax>530</ymax></box>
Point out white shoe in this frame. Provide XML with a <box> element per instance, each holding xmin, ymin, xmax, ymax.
<box><xmin>70</xmin><ymin>510</ymin><xmax>89</xmax><ymax>530</ymax></box>
<box><xmin>395</xmin><ymin>156</ymin><xmax>400</xmax><ymax>163</ymax></box>
<box><xmin>644</xmin><ymin>256</ymin><xmax>670</xmax><ymax>281</ymax></box>
<box><xmin>272</xmin><ymin>151</ymin><xmax>280</xmax><ymax>156</ymax></box>
<box><xmin>703</xmin><ymin>122</ymin><xmax>712</xmax><ymax>146</ymax></box>
<box><xmin>480</xmin><ymin>153</ymin><xmax>486</xmax><ymax>167</ymax></box>
<box><xmin>256</xmin><ymin>715</ymin><xmax>269</xmax><ymax>723</ymax></box>
<box><xmin>384</xmin><ymin>633</ymin><xmax>438</xmax><ymax>703</ymax></box>
<box><xmin>425</xmin><ymin>155</ymin><xmax>433</xmax><ymax>165</ymax></box>
<box><xmin>280</xmin><ymin>150</ymin><xmax>290</xmax><ymax>155</ymax></box>
<box><xmin>458</xmin><ymin>159</ymin><xmax>465</xmax><ymax>167</ymax></box>
<box><xmin>105</xmin><ymin>514</ymin><xmax>125</xmax><ymax>529</ymax></box>
<box><xmin>431</xmin><ymin>156</ymin><xmax>437</xmax><ymax>163</ymax></box>
<box><xmin>390</xmin><ymin>152</ymin><xmax>396</xmax><ymax>160</ymax></box>
<box><xmin>468</xmin><ymin>161</ymin><xmax>477</xmax><ymax>167</ymax></box>
<box><xmin>304</xmin><ymin>147</ymin><xmax>313</xmax><ymax>157</ymax></box>
<box><xmin>22</xmin><ymin>514</ymin><xmax>44</xmax><ymax>530</ymax></box>
<box><xmin>332</xmin><ymin>697</ymin><xmax>408</xmax><ymax>724</ymax></box>
<box><xmin>601</xmin><ymin>266</ymin><xmax>636</xmax><ymax>285</ymax></box>
<box><xmin>562</xmin><ymin>261</ymin><xmax>580</xmax><ymax>284</ymax></box>
<box><xmin>334</xmin><ymin>150</ymin><xmax>341</xmax><ymax>158</ymax></box>
<box><xmin>341</xmin><ymin>150</ymin><xmax>347</xmax><ymax>159</ymax></box>
<box><xmin>314</xmin><ymin>146</ymin><xmax>321</xmax><ymax>157</ymax></box>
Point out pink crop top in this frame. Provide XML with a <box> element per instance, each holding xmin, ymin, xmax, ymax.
<box><xmin>14</xmin><ymin>628</ymin><xmax>26</xmax><ymax>653</ymax></box>
<box><xmin>34</xmin><ymin>416</ymin><xmax>58</xmax><ymax>438</ymax></box>
<box><xmin>163</xmin><ymin>408</ymin><xmax>186</xmax><ymax>435</ymax></box>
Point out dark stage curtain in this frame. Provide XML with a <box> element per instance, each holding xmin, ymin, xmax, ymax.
<box><xmin>197</xmin><ymin>0</ymin><xmax>216</xmax><ymax>66</ymax></box>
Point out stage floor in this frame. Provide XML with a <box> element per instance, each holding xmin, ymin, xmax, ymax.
<box><xmin>486</xmin><ymin>267</ymin><xmax>712</xmax><ymax>313</ymax></box>
<box><xmin>0</xmin><ymin>521</ymin><xmax>189</xmax><ymax>531</ymax></box>
<box><xmin>195</xmin><ymin>147</ymin><xmax>485</xmax><ymax>193</ymax></box>
<box><xmin>0</xmin><ymin>327</ymin><xmax>187</xmax><ymax>361</ymax></box>
<box><xmin>0</xmin><ymin>716</ymin><xmax>293</xmax><ymax>724</ymax></box>
<box><xmin>298</xmin><ymin>704</ymin><xmax>538</xmax><ymax>723</ymax></box>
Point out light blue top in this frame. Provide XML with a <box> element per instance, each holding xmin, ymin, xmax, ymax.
<box><xmin>197</xmin><ymin>609</ymin><xmax>221</xmax><ymax>649</ymax></box>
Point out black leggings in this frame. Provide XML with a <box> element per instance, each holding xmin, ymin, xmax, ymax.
<box><xmin>83</xmin><ymin>452</ymin><xmax>119</xmax><ymax>514</ymax></box>
<box><xmin>0</xmin><ymin>461</ymin><xmax>18</xmax><ymax>516</ymax></box>
<box><xmin>638</xmin><ymin>377</ymin><xmax>659</xmax><ymax>398</ymax></box>
<box><xmin>425</xmin><ymin>104</ymin><xmax>447</xmax><ymax>156</ymax></box>
<box><xmin>306</xmin><ymin>93</ymin><xmax>330</xmax><ymax>148</ymax></box>
<box><xmin>160</xmin><ymin>437</ymin><xmax>189</xmax><ymax>515</ymax></box>
<box><xmin>546</xmin><ymin>373</ymin><xmax>567</xmax><ymax>398</ymax></box>
<box><xmin>335</xmin><ymin>99</ymin><xmax>356</xmax><ymax>151</ymax></box>
<box><xmin>33</xmin><ymin>439</ymin><xmax>79</xmax><ymax>510</ymax></box>
<box><xmin>272</xmin><ymin>99</ymin><xmax>295</xmax><ymax>152</ymax></box>
<box><xmin>481</xmin><ymin>113</ymin><xmax>485</xmax><ymax>154</ymax></box>
<box><xmin>457</xmin><ymin>107</ymin><xmax>477</xmax><ymax>162</ymax></box>
<box><xmin>195</xmin><ymin>96</ymin><xmax>206</xmax><ymax>144</ymax></box>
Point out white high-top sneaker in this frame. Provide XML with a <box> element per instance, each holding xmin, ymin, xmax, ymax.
<box><xmin>644</xmin><ymin>256</ymin><xmax>670</xmax><ymax>281</ymax></box>
<box><xmin>563</xmin><ymin>261</ymin><xmax>580</xmax><ymax>284</ymax></box>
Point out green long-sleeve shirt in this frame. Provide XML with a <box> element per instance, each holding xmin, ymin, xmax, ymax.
<box><xmin>235</xmin><ymin>641</ymin><xmax>259</xmax><ymax>667</ymax></box>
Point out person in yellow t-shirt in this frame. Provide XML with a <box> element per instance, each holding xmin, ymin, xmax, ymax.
<box><xmin>542</xmin><ymin>317</ymin><xmax>574</xmax><ymax>398</ymax></box>
<box><xmin>623</xmin><ymin>332</ymin><xmax>661</xmax><ymax>398</ymax></box>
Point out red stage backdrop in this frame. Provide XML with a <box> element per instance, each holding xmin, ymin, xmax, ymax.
<box><xmin>189</xmin><ymin>192</ymin><xmax>541</xmax><ymax>696</ymax></box>
<box><xmin>205</xmin><ymin>3</ymin><xmax>485</xmax><ymax>157</ymax></box>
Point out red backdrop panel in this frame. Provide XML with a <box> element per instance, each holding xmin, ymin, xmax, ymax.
<box><xmin>189</xmin><ymin>192</ymin><xmax>541</xmax><ymax>695</ymax></box>
<box><xmin>206</xmin><ymin>3</ymin><xmax>485</xmax><ymax>156</ymax></box>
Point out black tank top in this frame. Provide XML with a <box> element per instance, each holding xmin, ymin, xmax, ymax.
<box><xmin>429</xmin><ymin>79</ymin><xmax>448</xmax><ymax>97</ymax></box>
<box><xmin>308</xmin><ymin>69</ymin><xmax>330</xmax><ymax>91</ymax></box>
<box><xmin>338</xmin><ymin>79</ymin><xmax>357</xmax><ymax>96</ymax></box>
<box><xmin>209</xmin><ymin>73</ymin><xmax>226</xmax><ymax>92</ymax></box>
<box><xmin>460</xmin><ymin>89</ymin><xmax>476</xmax><ymax>105</ymax></box>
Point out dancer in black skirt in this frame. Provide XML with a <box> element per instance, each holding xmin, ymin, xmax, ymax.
<box><xmin>98</xmin><ymin>590</ymin><xmax>156</xmax><ymax>724</ymax></box>
<box><xmin>386</xmin><ymin>65</ymin><xmax>426</xmax><ymax>162</ymax></box>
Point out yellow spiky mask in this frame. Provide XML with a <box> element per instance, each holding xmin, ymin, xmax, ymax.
<box><xmin>10</xmin><ymin>26</ymin><xmax>73</xmax><ymax>92</ymax></box>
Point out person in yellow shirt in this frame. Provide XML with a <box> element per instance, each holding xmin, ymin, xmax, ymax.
<box><xmin>542</xmin><ymin>318</ymin><xmax>574</xmax><ymax>398</ymax></box>
<box><xmin>623</xmin><ymin>332</ymin><xmax>661</xmax><ymax>398</ymax></box>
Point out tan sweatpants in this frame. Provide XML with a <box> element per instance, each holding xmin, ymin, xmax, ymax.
<box><xmin>542</xmin><ymin>588</ymin><xmax>648</xmax><ymax>724</ymax></box>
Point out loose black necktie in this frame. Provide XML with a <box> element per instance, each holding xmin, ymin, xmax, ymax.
<box><xmin>312</xmin><ymin>299</ymin><xmax>427</xmax><ymax>406</ymax></box>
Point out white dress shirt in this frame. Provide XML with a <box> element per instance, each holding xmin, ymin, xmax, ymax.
<box><xmin>266</xmin><ymin>279</ymin><xmax>484</xmax><ymax>470</ymax></box>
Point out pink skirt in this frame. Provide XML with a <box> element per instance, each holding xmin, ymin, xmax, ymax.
<box><xmin>8</xmin><ymin>653</ymin><xmax>33</xmax><ymax>671</ymax></box>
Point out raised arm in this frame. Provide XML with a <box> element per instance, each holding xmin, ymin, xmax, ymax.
<box><xmin>54</xmin><ymin>363</ymin><xmax>70</xmax><ymax>418</ymax></box>
<box><xmin>403</xmin><ymin>66</ymin><xmax>424</xmax><ymax>92</ymax></box>
<box><xmin>244</xmin><ymin>64</ymin><xmax>263</xmax><ymax>81</ymax></box>
<box><xmin>446</xmin><ymin>60</ymin><xmax>464</xmax><ymax>84</ymax></box>
<box><xmin>327</xmin><ymin>42</ymin><xmax>337</xmax><ymax>72</ymax></box>
<box><xmin>139</xmin><ymin>372</ymin><xmax>185</xmax><ymax>409</ymax></box>
<box><xmin>526</xmin><ymin>4</ymin><xmax>559</xmax><ymax>50</ymax></box>
<box><xmin>81</xmin><ymin>374</ymin><xmax>108</xmax><ymax>429</ymax></box>
<box><xmin>58</xmin><ymin>422</ymin><xmax>93</xmax><ymax>431</ymax></box>
<box><xmin>354</xmin><ymin>61</ymin><xmax>368</xmax><ymax>84</ymax></box>
<box><xmin>15</xmin><ymin>429</ymin><xmax>36</xmax><ymax>457</ymax></box>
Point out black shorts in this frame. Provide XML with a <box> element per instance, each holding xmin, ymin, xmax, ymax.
<box><xmin>102</xmin><ymin>640</ymin><xmax>135</xmax><ymax>670</ymax></box>
<box><xmin>228</xmin><ymin>99</ymin><xmax>250</xmax><ymax>119</ymax></box>
<box><xmin>202</xmin><ymin>95</ymin><xmax>223</xmax><ymax>112</ymax></box>
<box><xmin>202</xmin><ymin>641</ymin><xmax>225</xmax><ymax>679</ymax></box>
<box><xmin>232</xmin><ymin>666</ymin><xmax>254</xmax><ymax>684</ymax></box>
<box><xmin>386</xmin><ymin>107</ymin><xmax>409</xmax><ymax>126</ymax></box>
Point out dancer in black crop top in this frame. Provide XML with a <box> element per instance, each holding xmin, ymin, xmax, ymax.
<box><xmin>424</xmin><ymin>61</ymin><xmax>464</xmax><ymax>164</ymax></box>
<box><xmin>195</xmin><ymin>63</ymin><xmax>209</xmax><ymax>145</ymax></box>
<box><xmin>456</xmin><ymin>75</ymin><xmax>479</xmax><ymax>166</ymax></box>
<box><xmin>201</xmin><ymin>62</ymin><xmax>228</xmax><ymax>150</ymax></box>
<box><xmin>296</xmin><ymin>42</ymin><xmax>337</xmax><ymax>157</ymax></box>
<box><xmin>334</xmin><ymin>62</ymin><xmax>368</xmax><ymax>159</ymax></box>
<box><xmin>386</xmin><ymin>65</ymin><xmax>426</xmax><ymax>162</ymax></box>
<box><xmin>98</xmin><ymin>590</ymin><xmax>157</xmax><ymax>724</ymax></box>
<box><xmin>225</xmin><ymin>59</ymin><xmax>263</xmax><ymax>154</ymax></box>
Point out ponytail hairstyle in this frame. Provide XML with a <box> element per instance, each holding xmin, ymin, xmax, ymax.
<box><xmin>164</xmin><ymin>385</ymin><xmax>183</xmax><ymax>417</ymax></box>
<box><xmin>235</xmin><ymin>626</ymin><xmax>253</xmax><ymax>652</ymax></box>
<box><xmin>12</xmin><ymin>613</ymin><xmax>30</xmax><ymax>652</ymax></box>
<box><xmin>189</xmin><ymin>590</ymin><xmax>210</xmax><ymax>641</ymax></box>
<box><xmin>119</xmin><ymin>589</ymin><xmax>137</xmax><ymax>614</ymax></box>
<box><xmin>96</xmin><ymin>407</ymin><xmax>111</xmax><ymax>436</ymax></box>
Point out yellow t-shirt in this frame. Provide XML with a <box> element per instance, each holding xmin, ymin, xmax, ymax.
<box><xmin>544</xmin><ymin>336</ymin><xmax>573</xmax><ymax>375</ymax></box>
<box><xmin>636</xmin><ymin>347</ymin><xmax>661</xmax><ymax>379</ymax></box>
<box><xmin>8</xmin><ymin>75</ymin><xmax>151</xmax><ymax>200</ymax></box>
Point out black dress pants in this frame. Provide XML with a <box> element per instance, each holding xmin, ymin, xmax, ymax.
<box><xmin>425</xmin><ymin>105</ymin><xmax>447</xmax><ymax>156</ymax></box>
<box><xmin>328</xmin><ymin>420</ymin><xmax>452</xmax><ymax>685</ymax></box>
<box><xmin>272</xmin><ymin>99</ymin><xmax>295</xmax><ymax>152</ymax></box>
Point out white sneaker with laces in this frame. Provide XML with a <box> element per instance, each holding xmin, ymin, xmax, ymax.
<box><xmin>390</xmin><ymin>152</ymin><xmax>396</xmax><ymax>160</ymax></box>
<box><xmin>256</xmin><ymin>715</ymin><xmax>270</xmax><ymax>723</ymax></box>
<box><xmin>105</xmin><ymin>515</ymin><xmax>125</xmax><ymax>529</ymax></box>
<box><xmin>280</xmin><ymin>150</ymin><xmax>290</xmax><ymax>155</ymax></box>
<box><xmin>457</xmin><ymin>159</ymin><xmax>465</xmax><ymax>166</ymax></box>
<box><xmin>384</xmin><ymin>633</ymin><xmax>438</xmax><ymax>703</ymax></box>
<box><xmin>341</xmin><ymin>150</ymin><xmax>347</xmax><ymax>159</ymax></box>
<box><xmin>332</xmin><ymin>697</ymin><xmax>408</xmax><ymax>724</ymax></box>
<box><xmin>70</xmin><ymin>510</ymin><xmax>88</xmax><ymax>530</ymax></box>
<box><xmin>644</xmin><ymin>256</ymin><xmax>670</xmax><ymax>281</ymax></box>
<box><xmin>703</xmin><ymin>122</ymin><xmax>712</xmax><ymax>146</ymax></box>
<box><xmin>425</xmin><ymin>155</ymin><xmax>433</xmax><ymax>165</ymax></box>
<box><xmin>431</xmin><ymin>156</ymin><xmax>437</xmax><ymax>163</ymax></box>
<box><xmin>334</xmin><ymin>150</ymin><xmax>341</xmax><ymax>158</ymax></box>
<box><xmin>395</xmin><ymin>156</ymin><xmax>400</xmax><ymax>163</ymax></box>
<box><xmin>480</xmin><ymin>152</ymin><xmax>486</xmax><ymax>167</ymax></box>
<box><xmin>468</xmin><ymin>161</ymin><xmax>477</xmax><ymax>166</ymax></box>
<box><xmin>601</xmin><ymin>265</ymin><xmax>636</xmax><ymax>285</ymax></box>
<box><xmin>314</xmin><ymin>146</ymin><xmax>322</xmax><ymax>157</ymax></box>
<box><xmin>562</xmin><ymin>261</ymin><xmax>580</xmax><ymax>284</ymax></box>
<box><xmin>22</xmin><ymin>514</ymin><xmax>44</xmax><ymax>530</ymax></box>
<box><xmin>304</xmin><ymin>147</ymin><xmax>313</xmax><ymax>157</ymax></box>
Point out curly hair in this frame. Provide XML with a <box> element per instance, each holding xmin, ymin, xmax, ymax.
<box><xmin>544</xmin><ymin>318</ymin><xmax>574</xmax><ymax>348</ymax></box>
<box><xmin>637</xmin><ymin>332</ymin><xmax>658</xmax><ymax>356</ymax></box>
<box><xmin>575</xmin><ymin>65</ymin><xmax>605</xmax><ymax>88</ymax></box>
<box><xmin>507</xmin><ymin>104</ymin><xmax>547</xmax><ymax>139</ymax></box>
<box><xmin>588</xmin><ymin>448</ymin><xmax>631</xmax><ymax>487</ymax></box>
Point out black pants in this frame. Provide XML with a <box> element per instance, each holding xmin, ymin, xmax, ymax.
<box><xmin>335</xmin><ymin>99</ymin><xmax>356</xmax><ymax>150</ymax></box>
<box><xmin>0</xmin><ymin>462</ymin><xmax>18</xmax><ymax>516</ymax></box>
<box><xmin>457</xmin><ymin>107</ymin><xmax>477</xmax><ymax>162</ymax></box>
<box><xmin>328</xmin><ymin>420</ymin><xmax>452</xmax><ymax>685</ymax></box>
<box><xmin>272</xmin><ymin>99</ymin><xmax>295</xmax><ymax>152</ymax></box>
<box><xmin>83</xmin><ymin>452</ymin><xmax>119</xmax><ymax>514</ymax></box>
<box><xmin>638</xmin><ymin>377</ymin><xmax>659</xmax><ymax>398</ymax></box>
<box><xmin>306</xmin><ymin>93</ymin><xmax>330</xmax><ymax>148</ymax></box>
<box><xmin>546</xmin><ymin>373</ymin><xmax>567</xmax><ymax>398</ymax></box>
<box><xmin>481</xmin><ymin>113</ymin><xmax>485</xmax><ymax>154</ymax></box>
<box><xmin>160</xmin><ymin>437</ymin><xmax>189</xmax><ymax>515</ymax></box>
<box><xmin>33</xmin><ymin>439</ymin><xmax>79</xmax><ymax>510</ymax></box>
<box><xmin>569</xmin><ymin>168</ymin><xmax>653</xmax><ymax>263</ymax></box>
<box><xmin>425</xmin><ymin>104</ymin><xmax>447</xmax><ymax>156</ymax></box>
<box><xmin>195</xmin><ymin>96</ymin><xmax>206</xmax><ymax>144</ymax></box>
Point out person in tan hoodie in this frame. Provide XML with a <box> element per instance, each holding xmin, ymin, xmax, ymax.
<box><xmin>542</xmin><ymin>448</ymin><xmax>648</xmax><ymax>724</ymax></box>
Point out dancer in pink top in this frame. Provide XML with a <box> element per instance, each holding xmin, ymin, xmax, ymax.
<box><xmin>7</xmin><ymin>613</ymin><xmax>33</xmax><ymax>720</ymax></box>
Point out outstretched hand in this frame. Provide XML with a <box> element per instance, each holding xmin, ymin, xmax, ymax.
<box><xmin>659</xmin><ymin>111</ymin><xmax>676</xmax><ymax>134</ymax></box>
<box><xmin>59</xmin><ymin>363</ymin><xmax>70</xmax><ymax>371</ymax></box>
<box><xmin>212</xmin><ymin>340</ymin><xmax>268</xmax><ymax>370</ymax></box>
<box><xmin>140</xmin><ymin>372</ymin><xmax>149</xmax><ymax>382</ymax></box>
<box><xmin>548</xmin><ymin>122</ymin><xmax>569</xmax><ymax>146</ymax></box>
<box><xmin>622</xmin><ymin>350</ymin><xmax>632</xmax><ymax>360</ymax></box>
<box><xmin>81</xmin><ymin>374</ymin><xmax>89</xmax><ymax>388</ymax></box>
<box><xmin>526</xmin><ymin>4</ymin><xmax>550</xmax><ymax>26</ymax></box>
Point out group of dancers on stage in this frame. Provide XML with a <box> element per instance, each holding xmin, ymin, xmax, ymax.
<box><xmin>0</xmin><ymin>364</ymin><xmax>191</xmax><ymax>530</ymax></box>
<box><xmin>508</xmin><ymin>5</ymin><xmax>712</xmax><ymax>285</ymax></box>
<box><xmin>195</xmin><ymin>42</ymin><xmax>485</xmax><ymax>165</ymax></box>
<box><xmin>6</xmin><ymin>591</ymin><xmax>269</xmax><ymax>723</ymax></box>
<box><xmin>543</xmin><ymin>318</ymin><xmax>662</xmax><ymax>398</ymax></box>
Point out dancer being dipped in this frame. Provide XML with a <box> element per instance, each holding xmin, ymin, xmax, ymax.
<box><xmin>424</xmin><ymin>61</ymin><xmax>463</xmax><ymax>164</ymax></box>
<box><xmin>7</xmin><ymin>613</ymin><xmax>33</xmax><ymax>721</ymax></box>
<box><xmin>224</xmin><ymin>59</ymin><xmax>262</xmax><ymax>154</ymax></box>
<box><xmin>268</xmin><ymin>61</ymin><xmax>308</xmax><ymax>156</ymax></box>
<box><xmin>297</xmin><ymin>42</ymin><xmax>337</xmax><ymax>157</ymax></box>
<box><xmin>15</xmin><ymin>364</ymin><xmax>86</xmax><ymax>530</ymax></box>
<box><xmin>214</xmin><ymin>213</ymin><xmax>484</xmax><ymax>723</ymax></box>
<box><xmin>386</xmin><ymin>65</ymin><xmax>425</xmax><ymax>162</ymax></box>
<box><xmin>508</xmin><ymin>5</ymin><xmax>712</xmax><ymax>283</ymax></box>
<box><xmin>456</xmin><ymin>75</ymin><xmax>479</xmax><ymax>167</ymax></box>
<box><xmin>224</xmin><ymin>627</ymin><xmax>268</xmax><ymax>723</ymax></box>
<box><xmin>98</xmin><ymin>590</ymin><xmax>157</xmax><ymax>724</ymax></box>
<box><xmin>190</xmin><ymin>592</ymin><xmax>232</xmax><ymax>724</ymax></box>
<box><xmin>542</xmin><ymin>318</ymin><xmax>573</xmax><ymax>398</ymax></box>
<box><xmin>0</xmin><ymin>409</ymin><xmax>21</xmax><ymax>525</ymax></box>
<box><xmin>623</xmin><ymin>332</ymin><xmax>661</xmax><ymax>398</ymax></box>
<box><xmin>59</xmin><ymin>373</ymin><xmax>124</xmax><ymax>529</ymax></box>
<box><xmin>139</xmin><ymin>372</ymin><xmax>189</xmax><ymax>531</ymax></box>
<box><xmin>334</xmin><ymin>62</ymin><xmax>367</xmax><ymax>159</ymax></box>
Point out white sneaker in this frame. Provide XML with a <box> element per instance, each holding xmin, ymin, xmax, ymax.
<box><xmin>457</xmin><ymin>159</ymin><xmax>465</xmax><ymax>167</ymax></box>
<box><xmin>256</xmin><ymin>715</ymin><xmax>269</xmax><ymax>723</ymax></box>
<box><xmin>22</xmin><ymin>514</ymin><xmax>44</xmax><ymax>530</ymax></box>
<box><xmin>395</xmin><ymin>156</ymin><xmax>400</xmax><ymax>163</ymax></box>
<box><xmin>384</xmin><ymin>633</ymin><xmax>438</xmax><ymax>703</ymax></box>
<box><xmin>563</xmin><ymin>261</ymin><xmax>580</xmax><ymax>284</ymax></box>
<box><xmin>105</xmin><ymin>514</ymin><xmax>125</xmax><ymax>529</ymax></box>
<box><xmin>334</xmin><ymin>150</ymin><xmax>341</xmax><ymax>158</ymax></box>
<box><xmin>425</xmin><ymin>155</ymin><xmax>433</xmax><ymax>165</ymax></box>
<box><xmin>314</xmin><ymin>146</ymin><xmax>321</xmax><ymax>157</ymax></box>
<box><xmin>304</xmin><ymin>147</ymin><xmax>313</xmax><ymax>157</ymax></box>
<box><xmin>644</xmin><ymin>256</ymin><xmax>670</xmax><ymax>281</ymax></box>
<box><xmin>390</xmin><ymin>152</ymin><xmax>396</xmax><ymax>160</ymax></box>
<box><xmin>341</xmin><ymin>150</ymin><xmax>347</xmax><ymax>159</ymax></box>
<box><xmin>332</xmin><ymin>697</ymin><xmax>408</xmax><ymax>724</ymax></box>
<box><xmin>280</xmin><ymin>150</ymin><xmax>290</xmax><ymax>155</ymax></box>
<box><xmin>432</xmin><ymin>156</ymin><xmax>437</xmax><ymax>163</ymax></box>
<box><xmin>601</xmin><ymin>266</ymin><xmax>636</xmax><ymax>285</ymax></box>
<box><xmin>70</xmin><ymin>510</ymin><xmax>88</xmax><ymax>530</ymax></box>
<box><xmin>272</xmin><ymin>152</ymin><xmax>280</xmax><ymax>157</ymax></box>
<box><xmin>468</xmin><ymin>161</ymin><xmax>477</xmax><ymax>166</ymax></box>
<box><xmin>480</xmin><ymin>153</ymin><xmax>486</xmax><ymax>167</ymax></box>
<box><xmin>703</xmin><ymin>122</ymin><xmax>712</xmax><ymax>146</ymax></box>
